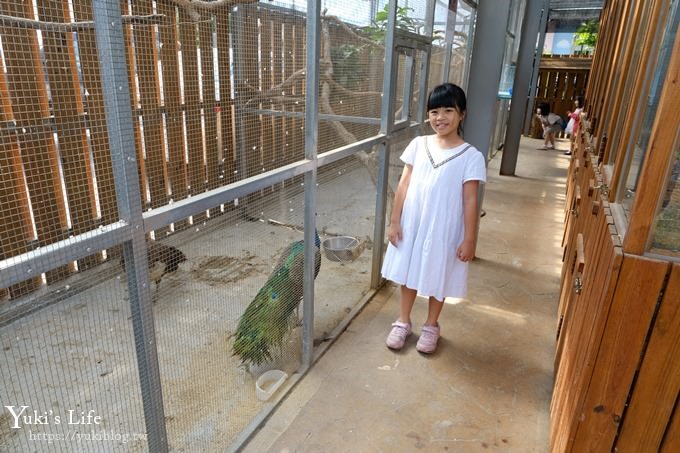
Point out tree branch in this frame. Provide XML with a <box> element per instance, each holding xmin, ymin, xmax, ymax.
<box><xmin>322</xmin><ymin>14</ymin><xmax>380</xmax><ymax>48</ymax></box>
<box><xmin>169</xmin><ymin>0</ymin><xmax>260</xmax><ymax>21</ymax></box>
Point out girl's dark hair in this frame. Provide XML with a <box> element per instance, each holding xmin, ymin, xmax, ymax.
<box><xmin>427</xmin><ymin>83</ymin><xmax>467</xmax><ymax>112</ymax></box>
<box><xmin>538</xmin><ymin>102</ymin><xmax>550</xmax><ymax>116</ymax></box>
<box><xmin>427</xmin><ymin>83</ymin><xmax>467</xmax><ymax>136</ymax></box>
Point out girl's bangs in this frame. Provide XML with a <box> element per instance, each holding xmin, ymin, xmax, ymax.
<box><xmin>427</xmin><ymin>90</ymin><xmax>456</xmax><ymax>111</ymax></box>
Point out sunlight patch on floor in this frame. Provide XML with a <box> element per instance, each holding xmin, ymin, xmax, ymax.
<box><xmin>464</xmin><ymin>303</ymin><xmax>527</xmax><ymax>324</ymax></box>
<box><xmin>444</xmin><ymin>296</ymin><xmax>466</xmax><ymax>305</ymax></box>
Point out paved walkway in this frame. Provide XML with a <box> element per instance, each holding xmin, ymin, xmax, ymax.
<box><xmin>243</xmin><ymin>137</ymin><xmax>571</xmax><ymax>452</ymax></box>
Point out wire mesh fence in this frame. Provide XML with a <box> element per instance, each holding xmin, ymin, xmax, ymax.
<box><xmin>0</xmin><ymin>0</ymin><xmax>474</xmax><ymax>450</ymax></box>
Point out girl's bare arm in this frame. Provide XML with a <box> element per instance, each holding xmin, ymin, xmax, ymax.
<box><xmin>387</xmin><ymin>164</ymin><xmax>413</xmax><ymax>246</ymax></box>
<box><xmin>457</xmin><ymin>180</ymin><xmax>480</xmax><ymax>261</ymax></box>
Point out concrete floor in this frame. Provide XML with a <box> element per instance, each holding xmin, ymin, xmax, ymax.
<box><xmin>243</xmin><ymin>137</ymin><xmax>570</xmax><ymax>452</ymax></box>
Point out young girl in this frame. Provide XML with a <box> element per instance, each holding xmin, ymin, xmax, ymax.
<box><xmin>381</xmin><ymin>83</ymin><xmax>487</xmax><ymax>354</ymax></box>
<box><xmin>536</xmin><ymin>102</ymin><xmax>562</xmax><ymax>150</ymax></box>
<box><xmin>566</xmin><ymin>97</ymin><xmax>584</xmax><ymax>137</ymax></box>
<box><xmin>564</xmin><ymin>97</ymin><xmax>584</xmax><ymax>155</ymax></box>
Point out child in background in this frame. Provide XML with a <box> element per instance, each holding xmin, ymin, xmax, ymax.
<box><xmin>564</xmin><ymin>97</ymin><xmax>584</xmax><ymax>155</ymax></box>
<box><xmin>381</xmin><ymin>83</ymin><xmax>487</xmax><ymax>354</ymax></box>
<box><xmin>536</xmin><ymin>102</ymin><xmax>562</xmax><ymax>150</ymax></box>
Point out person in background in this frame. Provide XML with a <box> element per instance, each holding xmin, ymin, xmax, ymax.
<box><xmin>564</xmin><ymin>96</ymin><xmax>584</xmax><ymax>155</ymax></box>
<box><xmin>381</xmin><ymin>83</ymin><xmax>487</xmax><ymax>354</ymax></box>
<box><xmin>536</xmin><ymin>102</ymin><xmax>562</xmax><ymax>150</ymax></box>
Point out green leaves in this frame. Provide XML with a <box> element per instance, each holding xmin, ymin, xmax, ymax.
<box><xmin>364</xmin><ymin>5</ymin><xmax>418</xmax><ymax>43</ymax></box>
<box><xmin>575</xmin><ymin>19</ymin><xmax>599</xmax><ymax>49</ymax></box>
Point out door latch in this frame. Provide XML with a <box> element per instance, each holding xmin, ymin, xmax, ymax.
<box><xmin>594</xmin><ymin>184</ymin><xmax>610</xmax><ymax>197</ymax></box>
<box><xmin>574</xmin><ymin>275</ymin><xmax>583</xmax><ymax>294</ymax></box>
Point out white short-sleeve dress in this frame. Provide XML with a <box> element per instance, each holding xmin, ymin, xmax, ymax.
<box><xmin>381</xmin><ymin>135</ymin><xmax>487</xmax><ymax>301</ymax></box>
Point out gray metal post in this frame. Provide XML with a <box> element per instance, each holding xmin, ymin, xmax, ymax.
<box><xmin>464</xmin><ymin>0</ymin><xmax>512</xmax><ymax>161</ymax></box>
<box><xmin>302</xmin><ymin>0</ymin><xmax>321</xmax><ymax>369</ymax></box>
<box><xmin>523</xmin><ymin>0</ymin><xmax>550</xmax><ymax>135</ymax></box>
<box><xmin>461</xmin><ymin>3</ymin><xmax>477</xmax><ymax>92</ymax></box>
<box><xmin>92</xmin><ymin>1</ymin><xmax>168</xmax><ymax>451</ymax></box>
<box><xmin>500</xmin><ymin>0</ymin><xmax>546</xmax><ymax>175</ymax></box>
<box><xmin>370</xmin><ymin>0</ymin><xmax>398</xmax><ymax>289</ymax></box>
<box><xmin>464</xmin><ymin>0</ymin><xmax>511</xmax><ymax>225</ymax></box>
<box><xmin>416</xmin><ymin>0</ymin><xmax>437</xmax><ymax>122</ymax></box>
<box><xmin>441</xmin><ymin>0</ymin><xmax>458</xmax><ymax>84</ymax></box>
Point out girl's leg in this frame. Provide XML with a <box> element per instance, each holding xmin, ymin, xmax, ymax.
<box><xmin>398</xmin><ymin>285</ymin><xmax>418</xmax><ymax>324</ymax></box>
<box><xmin>386</xmin><ymin>285</ymin><xmax>417</xmax><ymax>350</ymax></box>
<box><xmin>417</xmin><ymin>296</ymin><xmax>444</xmax><ymax>353</ymax></box>
<box><xmin>424</xmin><ymin>296</ymin><xmax>444</xmax><ymax>326</ymax></box>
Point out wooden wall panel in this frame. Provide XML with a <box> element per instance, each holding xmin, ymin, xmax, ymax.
<box><xmin>178</xmin><ymin>11</ymin><xmax>208</xmax><ymax>223</ymax></box>
<box><xmin>0</xmin><ymin>0</ymin><xmax>71</xmax><ymax>284</ymax></box>
<box><xmin>236</xmin><ymin>6</ymin><xmax>263</xmax><ymax>183</ymax></box>
<box><xmin>216</xmin><ymin>8</ymin><xmax>236</xmax><ymax>187</ymax></box>
<box><xmin>571</xmin><ymin>255</ymin><xmax>670</xmax><ymax>451</ymax></box>
<box><xmin>120</xmin><ymin>0</ymin><xmax>149</xmax><ymax>216</ymax></box>
<box><xmin>198</xmin><ymin>18</ymin><xmax>220</xmax><ymax>217</ymax></box>
<box><xmin>290</xmin><ymin>15</ymin><xmax>306</xmax><ymax>163</ymax></box>
<box><xmin>270</xmin><ymin>10</ymin><xmax>286</xmax><ymax>170</ymax></box>
<box><xmin>0</xmin><ymin>53</ymin><xmax>39</xmax><ymax>297</ymax></box>
<box><xmin>532</xmin><ymin>66</ymin><xmax>590</xmax><ymax>139</ymax></box>
<box><xmin>260</xmin><ymin>10</ymin><xmax>276</xmax><ymax>178</ymax></box>
<box><xmin>552</xmin><ymin>144</ymin><xmax>624</xmax><ymax>451</ymax></box>
<box><xmin>661</xmin><ymin>405</ymin><xmax>680</xmax><ymax>452</ymax></box>
<box><xmin>157</xmin><ymin>0</ymin><xmax>189</xmax><ymax>230</ymax></box>
<box><xmin>72</xmin><ymin>0</ymin><xmax>118</xmax><ymax>230</ymax></box>
<box><xmin>37</xmin><ymin>0</ymin><xmax>101</xmax><ymax>269</ymax></box>
<box><xmin>132</xmin><ymin>1</ymin><xmax>169</xmax><ymax>215</ymax></box>
<box><xmin>615</xmin><ymin>263</ymin><xmax>680</xmax><ymax>449</ymax></box>
<box><xmin>282</xmin><ymin>16</ymin><xmax>298</xmax><ymax>164</ymax></box>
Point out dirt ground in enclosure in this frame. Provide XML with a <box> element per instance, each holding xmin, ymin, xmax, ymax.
<box><xmin>0</xmin><ymin>159</ymin><xmax>382</xmax><ymax>451</ymax></box>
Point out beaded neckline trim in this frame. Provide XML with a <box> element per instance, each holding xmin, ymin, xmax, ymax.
<box><xmin>424</xmin><ymin>137</ymin><xmax>471</xmax><ymax>168</ymax></box>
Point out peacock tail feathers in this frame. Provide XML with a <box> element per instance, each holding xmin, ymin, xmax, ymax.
<box><xmin>232</xmin><ymin>230</ymin><xmax>322</xmax><ymax>368</ymax></box>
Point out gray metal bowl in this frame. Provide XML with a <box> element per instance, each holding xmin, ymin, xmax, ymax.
<box><xmin>322</xmin><ymin>236</ymin><xmax>363</xmax><ymax>262</ymax></box>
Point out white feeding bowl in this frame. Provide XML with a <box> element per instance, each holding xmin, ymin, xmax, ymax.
<box><xmin>255</xmin><ymin>369</ymin><xmax>288</xmax><ymax>401</ymax></box>
<box><xmin>322</xmin><ymin>236</ymin><xmax>363</xmax><ymax>262</ymax></box>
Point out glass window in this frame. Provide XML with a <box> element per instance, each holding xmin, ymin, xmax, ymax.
<box><xmin>606</xmin><ymin>0</ymin><xmax>655</xmax><ymax>167</ymax></box>
<box><xmin>619</xmin><ymin>1</ymin><xmax>678</xmax><ymax>217</ymax></box>
<box><xmin>650</xmin><ymin>133</ymin><xmax>680</xmax><ymax>256</ymax></box>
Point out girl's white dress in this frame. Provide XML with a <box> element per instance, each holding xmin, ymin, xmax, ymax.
<box><xmin>381</xmin><ymin>136</ymin><xmax>487</xmax><ymax>301</ymax></box>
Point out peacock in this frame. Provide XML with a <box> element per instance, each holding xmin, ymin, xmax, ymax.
<box><xmin>233</xmin><ymin>230</ymin><xmax>322</xmax><ymax>368</ymax></box>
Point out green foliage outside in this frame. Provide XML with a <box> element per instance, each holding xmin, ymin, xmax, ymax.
<box><xmin>574</xmin><ymin>19</ymin><xmax>599</xmax><ymax>54</ymax></box>
<box><xmin>365</xmin><ymin>5</ymin><xmax>418</xmax><ymax>41</ymax></box>
<box><xmin>363</xmin><ymin>5</ymin><xmax>444</xmax><ymax>44</ymax></box>
<box><xmin>331</xmin><ymin>5</ymin><xmax>445</xmax><ymax>89</ymax></box>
